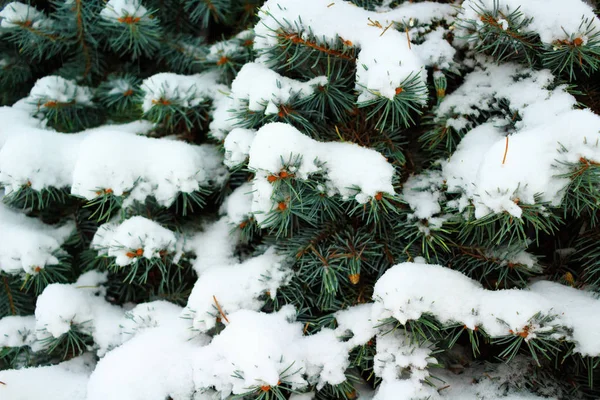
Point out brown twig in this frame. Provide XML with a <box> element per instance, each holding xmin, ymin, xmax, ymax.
<box><xmin>212</xmin><ymin>295</ymin><xmax>229</xmax><ymax>323</ymax></box>
<box><xmin>74</xmin><ymin>0</ymin><xmax>92</xmax><ymax>78</ymax></box>
<box><xmin>279</xmin><ymin>32</ymin><xmax>354</xmax><ymax>60</ymax></box>
<box><xmin>3</xmin><ymin>276</ymin><xmax>16</xmax><ymax>316</ymax></box>
<box><xmin>405</xmin><ymin>26</ymin><xmax>412</xmax><ymax>49</ymax></box>
<box><xmin>502</xmin><ymin>136</ymin><xmax>509</xmax><ymax>164</ymax></box>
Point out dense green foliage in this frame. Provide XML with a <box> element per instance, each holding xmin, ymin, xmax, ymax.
<box><xmin>2</xmin><ymin>0</ymin><xmax>600</xmax><ymax>399</ymax></box>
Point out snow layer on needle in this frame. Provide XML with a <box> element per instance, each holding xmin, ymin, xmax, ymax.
<box><xmin>435</xmin><ymin>63</ymin><xmax>575</xmax><ymax>132</ymax></box>
<box><xmin>445</xmin><ymin>109</ymin><xmax>600</xmax><ymax>218</ymax></box>
<box><xmin>100</xmin><ymin>0</ymin><xmax>149</xmax><ymax>21</ymax></box>
<box><xmin>141</xmin><ymin>71</ymin><xmax>228</xmax><ymax>113</ymax></box>
<box><xmin>92</xmin><ymin>216</ymin><xmax>179</xmax><ymax>267</ymax></box>
<box><xmin>193</xmin><ymin>306</ymin><xmax>349</xmax><ymax>396</ymax></box>
<box><xmin>373</xmin><ymin>262</ymin><xmax>600</xmax><ymax>356</ymax></box>
<box><xmin>223</xmin><ymin>127</ymin><xmax>256</xmax><ymax>168</ymax></box>
<box><xmin>184</xmin><ymin>218</ymin><xmax>239</xmax><ymax>274</ymax></box>
<box><xmin>184</xmin><ymin>247</ymin><xmax>290</xmax><ymax>332</ymax></box>
<box><xmin>460</xmin><ymin>0</ymin><xmax>600</xmax><ymax>44</ymax></box>
<box><xmin>0</xmin><ymin>119</ymin><xmax>154</xmax><ymax>193</ymax></box>
<box><xmin>402</xmin><ymin>170</ymin><xmax>445</xmax><ymax>221</ymax></box>
<box><xmin>0</xmin><ymin>315</ymin><xmax>38</xmax><ymax>349</ymax></box>
<box><xmin>0</xmin><ymin>128</ymin><xmax>82</xmax><ymax>193</ymax></box>
<box><xmin>87</xmin><ymin>322</ymin><xmax>201</xmax><ymax>400</ymax></box>
<box><xmin>71</xmin><ymin>130</ymin><xmax>227</xmax><ymax>206</ymax></box>
<box><xmin>220</xmin><ymin>182</ymin><xmax>254</xmax><ymax>225</ymax></box>
<box><xmin>0</xmin><ymin>106</ymin><xmax>44</xmax><ymax>148</ymax></box>
<box><xmin>248</xmin><ymin>122</ymin><xmax>395</xmax><ymax>223</ymax></box>
<box><xmin>0</xmin><ymin>2</ymin><xmax>47</xmax><ymax>29</ymax></box>
<box><xmin>334</xmin><ymin>303</ymin><xmax>377</xmax><ymax>348</ymax></box>
<box><xmin>100</xmin><ymin>0</ymin><xmax>148</xmax><ymax>22</ymax></box>
<box><xmin>438</xmin><ymin>62</ymin><xmax>600</xmax><ymax>218</ymax></box>
<box><xmin>29</xmin><ymin>76</ymin><xmax>93</xmax><ymax>106</ymax></box>
<box><xmin>0</xmin><ymin>202</ymin><xmax>73</xmax><ymax>275</ymax></box>
<box><xmin>413</xmin><ymin>27</ymin><xmax>457</xmax><ymax>70</ymax></box>
<box><xmin>372</xmin><ymin>330</ymin><xmax>437</xmax><ymax>400</ymax></box>
<box><xmin>119</xmin><ymin>300</ymin><xmax>183</xmax><ymax>340</ymax></box>
<box><xmin>255</xmin><ymin>0</ymin><xmax>456</xmax><ymax>101</ymax></box>
<box><xmin>206</xmin><ymin>30</ymin><xmax>253</xmax><ymax>64</ymax></box>
<box><xmin>0</xmin><ymin>354</ymin><xmax>95</xmax><ymax>400</ymax></box>
<box><xmin>231</xmin><ymin>62</ymin><xmax>327</xmax><ymax>115</ymax></box>
<box><xmin>35</xmin><ymin>271</ymin><xmax>124</xmax><ymax>355</ymax></box>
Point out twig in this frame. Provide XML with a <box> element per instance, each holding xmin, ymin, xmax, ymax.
<box><xmin>380</xmin><ymin>22</ymin><xmax>394</xmax><ymax>37</ymax></box>
<box><xmin>405</xmin><ymin>26</ymin><xmax>412</xmax><ymax>49</ymax></box>
<box><xmin>502</xmin><ymin>136</ymin><xmax>509</xmax><ymax>164</ymax></box>
<box><xmin>212</xmin><ymin>295</ymin><xmax>229</xmax><ymax>323</ymax></box>
<box><xmin>3</xmin><ymin>276</ymin><xmax>15</xmax><ymax>315</ymax></box>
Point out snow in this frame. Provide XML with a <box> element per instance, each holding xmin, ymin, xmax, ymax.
<box><xmin>183</xmin><ymin>247</ymin><xmax>290</xmax><ymax>332</ymax></box>
<box><xmin>0</xmin><ymin>121</ymin><xmax>156</xmax><ymax>196</ymax></box>
<box><xmin>0</xmin><ymin>201</ymin><xmax>73</xmax><ymax>275</ymax></box>
<box><xmin>373</xmin><ymin>262</ymin><xmax>600</xmax><ymax>356</ymax></box>
<box><xmin>92</xmin><ymin>216</ymin><xmax>179</xmax><ymax>267</ymax></box>
<box><xmin>0</xmin><ymin>128</ymin><xmax>82</xmax><ymax>193</ymax></box>
<box><xmin>100</xmin><ymin>0</ymin><xmax>149</xmax><ymax>21</ymax></box>
<box><xmin>71</xmin><ymin>130</ymin><xmax>227</xmax><ymax>206</ymax></box>
<box><xmin>141</xmin><ymin>71</ymin><xmax>228</xmax><ymax>113</ymax></box>
<box><xmin>231</xmin><ymin>62</ymin><xmax>327</xmax><ymax>115</ymax></box>
<box><xmin>0</xmin><ymin>2</ymin><xmax>47</xmax><ymax>29</ymax></box>
<box><xmin>248</xmin><ymin>122</ymin><xmax>395</xmax><ymax>223</ymax></box>
<box><xmin>184</xmin><ymin>218</ymin><xmax>239</xmax><ymax>275</ymax></box>
<box><xmin>0</xmin><ymin>354</ymin><xmax>95</xmax><ymax>400</ymax></box>
<box><xmin>0</xmin><ymin>315</ymin><xmax>38</xmax><ymax>349</ymax></box>
<box><xmin>87</xmin><ymin>317</ymin><xmax>201</xmax><ymax>400</ymax></box>
<box><xmin>205</xmin><ymin>31</ymin><xmax>253</xmax><ymax>66</ymax></box>
<box><xmin>437</xmin><ymin>61</ymin><xmax>600</xmax><ymax>218</ymax></box>
<box><xmin>29</xmin><ymin>76</ymin><xmax>93</xmax><ymax>106</ymax></box>
<box><xmin>106</xmin><ymin>78</ymin><xmax>134</xmax><ymax>96</ymax></box>
<box><xmin>118</xmin><ymin>301</ymin><xmax>183</xmax><ymax>343</ymax></box>
<box><xmin>460</xmin><ymin>0</ymin><xmax>600</xmax><ymax>44</ymax></box>
<box><xmin>220</xmin><ymin>182</ymin><xmax>254</xmax><ymax>225</ymax></box>
<box><xmin>334</xmin><ymin>303</ymin><xmax>377</xmax><ymax>347</ymax></box>
<box><xmin>192</xmin><ymin>306</ymin><xmax>349</xmax><ymax>395</ymax></box>
<box><xmin>0</xmin><ymin>106</ymin><xmax>44</xmax><ymax>148</ymax></box>
<box><xmin>402</xmin><ymin>170</ymin><xmax>445</xmax><ymax>220</ymax></box>
<box><xmin>413</xmin><ymin>27</ymin><xmax>457</xmax><ymax>70</ymax></box>
<box><xmin>35</xmin><ymin>272</ymin><xmax>124</xmax><ymax>355</ymax></box>
<box><xmin>255</xmin><ymin>0</ymin><xmax>457</xmax><ymax>101</ymax></box>
<box><xmin>223</xmin><ymin>128</ymin><xmax>256</xmax><ymax>168</ymax></box>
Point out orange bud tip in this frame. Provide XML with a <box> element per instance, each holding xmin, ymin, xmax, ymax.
<box><xmin>123</xmin><ymin>89</ymin><xmax>134</xmax><ymax>97</ymax></box>
<box><xmin>279</xmin><ymin>171</ymin><xmax>289</xmax><ymax>179</ymax></box>
<box><xmin>267</xmin><ymin>175</ymin><xmax>278</xmax><ymax>183</ymax></box>
<box><xmin>349</xmin><ymin>274</ymin><xmax>360</xmax><ymax>285</ymax></box>
<box><xmin>260</xmin><ymin>385</ymin><xmax>271</xmax><ymax>392</ymax></box>
<box><xmin>117</xmin><ymin>16</ymin><xmax>141</xmax><ymax>24</ymax></box>
<box><xmin>216</xmin><ymin>56</ymin><xmax>229</xmax><ymax>66</ymax></box>
<box><xmin>135</xmin><ymin>248</ymin><xmax>143</xmax><ymax>256</ymax></box>
<box><xmin>277</xmin><ymin>202</ymin><xmax>287</xmax><ymax>211</ymax></box>
<box><xmin>151</xmin><ymin>98</ymin><xmax>171</xmax><ymax>106</ymax></box>
<box><xmin>126</xmin><ymin>252</ymin><xmax>136</xmax><ymax>258</ymax></box>
<box><xmin>34</xmin><ymin>266</ymin><xmax>41</xmax><ymax>273</ymax></box>
<box><xmin>395</xmin><ymin>87</ymin><xmax>403</xmax><ymax>95</ymax></box>
<box><xmin>375</xmin><ymin>192</ymin><xmax>383</xmax><ymax>201</ymax></box>
<box><xmin>573</xmin><ymin>37</ymin><xmax>584</xmax><ymax>46</ymax></box>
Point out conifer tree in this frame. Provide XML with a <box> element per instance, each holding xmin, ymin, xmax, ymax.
<box><xmin>1</xmin><ymin>0</ymin><xmax>600</xmax><ymax>399</ymax></box>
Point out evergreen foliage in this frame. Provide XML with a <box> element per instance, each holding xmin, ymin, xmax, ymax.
<box><xmin>1</xmin><ymin>0</ymin><xmax>600</xmax><ymax>399</ymax></box>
